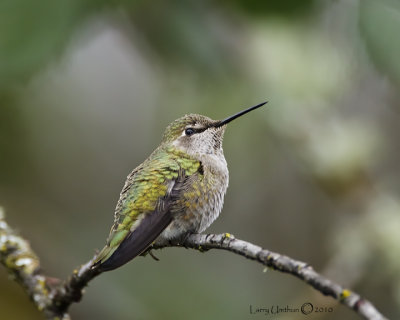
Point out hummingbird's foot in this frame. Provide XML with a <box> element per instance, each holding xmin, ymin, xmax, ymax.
<box><xmin>180</xmin><ymin>232</ymin><xmax>197</xmax><ymax>248</ymax></box>
<box><xmin>148</xmin><ymin>249</ymin><xmax>160</xmax><ymax>261</ymax></box>
<box><xmin>139</xmin><ymin>248</ymin><xmax>160</xmax><ymax>261</ymax></box>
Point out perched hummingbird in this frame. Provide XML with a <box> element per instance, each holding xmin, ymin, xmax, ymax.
<box><xmin>93</xmin><ymin>102</ymin><xmax>266</xmax><ymax>272</ymax></box>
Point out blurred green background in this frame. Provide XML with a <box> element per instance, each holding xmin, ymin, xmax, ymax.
<box><xmin>1</xmin><ymin>0</ymin><xmax>400</xmax><ymax>319</ymax></box>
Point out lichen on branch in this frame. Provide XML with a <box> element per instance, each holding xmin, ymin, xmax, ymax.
<box><xmin>0</xmin><ymin>208</ymin><xmax>388</xmax><ymax>320</ymax></box>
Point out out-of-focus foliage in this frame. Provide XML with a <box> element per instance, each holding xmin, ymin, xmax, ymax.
<box><xmin>360</xmin><ymin>0</ymin><xmax>400</xmax><ymax>87</ymax></box>
<box><xmin>1</xmin><ymin>0</ymin><xmax>82</xmax><ymax>87</ymax></box>
<box><xmin>1</xmin><ymin>0</ymin><xmax>400</xmax><ymax>319</ymax></box>
<box><xmin>221</xmin><ymin>0</ymin><xmax>314</xmax><ymax>17</ymax></box>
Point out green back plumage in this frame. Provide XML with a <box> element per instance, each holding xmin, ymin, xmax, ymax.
<box><xmin>95</xmin><ymin>145</ymin><xmax>200</xmax><ymax>264</ymax></box>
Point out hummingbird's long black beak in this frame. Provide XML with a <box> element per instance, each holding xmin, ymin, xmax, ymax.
<box><xmin>215</xmin><ymin>101</ymin><xmax>268</xmax><ymax>127</ymax></box>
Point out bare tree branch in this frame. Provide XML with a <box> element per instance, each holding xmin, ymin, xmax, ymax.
<box><xmin>0</xmin><ymin>208</ymin><xmax>100</xmax><ymax>319</ymax></box>
<box><xmin>0</xmin><ymin>208</ymin><xmax>62</xmax><ymax>319</ymax></box>
<box><xmin>0</xmin><ymin>208</ymin><xmax>387</xmax><ymax>320</ymax></box>
<box><xmin>152</xmin><ymin>233</ymin><xmax>387</xmax><ymax>320</ymax></box>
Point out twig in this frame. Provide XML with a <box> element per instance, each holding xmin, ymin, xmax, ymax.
<box><xmin>0</xmin><ymin>208</ymin><xmax>100</xmax><ymax>319</ymax></box>
<box><xmin>152</xmin><ymin>233</ymin><xmax>387</xmax><ymax>320</ymax></box>
<box><xmin>0</xmin><ymin>208</ymin><xmax>52</xmax><ymax>314</ymax></box>
<box><xmin>0</xmin><ymin>208</ymin><xmax>387</xmax><ymax>320</ymax></box>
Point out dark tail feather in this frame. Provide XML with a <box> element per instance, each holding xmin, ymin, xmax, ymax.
<box><xmin>96</xmin><ymin>212</ymin><xmax>172</xmax><ymax>272</ymax></box>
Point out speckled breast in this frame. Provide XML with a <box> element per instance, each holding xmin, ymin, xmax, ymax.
<box><xmin>160</xmin><ymin>153</ymin><xmax>229</xmax><ymax>240</ymax></box>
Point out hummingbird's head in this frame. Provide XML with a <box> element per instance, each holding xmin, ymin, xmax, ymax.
<box><xmin>161</xmin><ymin>102</ymin><xmax>267</xmax><ymax>157</ymax></box>
<box><xmin>162</xmin><ymin>114</ymin><xmax>225</xmax><ymax>156</ymax></box>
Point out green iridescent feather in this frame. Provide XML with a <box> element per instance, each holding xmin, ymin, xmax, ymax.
<box><xmin>94</xmin><ymin>146</ymin><xmax>200</xmax><ymax>265</ymax></box>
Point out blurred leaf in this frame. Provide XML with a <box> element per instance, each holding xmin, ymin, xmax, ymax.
<box><xmin>0</xmin><ymin>0</ymin><xmax>119</xmax><ymax>89</ymax></box>
<box><xmin>221</xmin><ymin>0</ymin><xmax>314</xmax><ymax>17</ymax></box>
<box><xmin>360</xmin><ymin>0</ymin><xmax>400</xmax><ymax>87</ymax></box>
<box><xmin>0</xmin><ymin>93</ymin><xmax>30</xmax><ymax>183</ymax></box>
<box><xmin>129</xmin><ymin>0</ymin><xmax>240</xmax><ymax>77</ymax></box>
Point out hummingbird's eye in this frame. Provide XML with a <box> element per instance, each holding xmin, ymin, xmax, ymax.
<box><xmin>185</xmin><ymin>128</ymin><xmax>195</xmax><ymax>136</ymax></box>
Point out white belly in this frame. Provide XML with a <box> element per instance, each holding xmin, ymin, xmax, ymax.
<box><xmin>160</xmin><ymin>153</ymin><xmax>229</xmax><ymax>240</ymax></box>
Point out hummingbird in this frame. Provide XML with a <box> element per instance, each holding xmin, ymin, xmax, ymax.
<box><xmin>93</xmin><ymin>102</ymin><xmax>267</xmax><ymax>272</ymax></box>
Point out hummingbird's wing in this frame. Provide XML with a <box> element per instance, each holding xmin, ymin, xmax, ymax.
<box><xmin>93</xmin><ymin>149</ymin><xmax>201</xmax><ymax>271</ymax></box>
